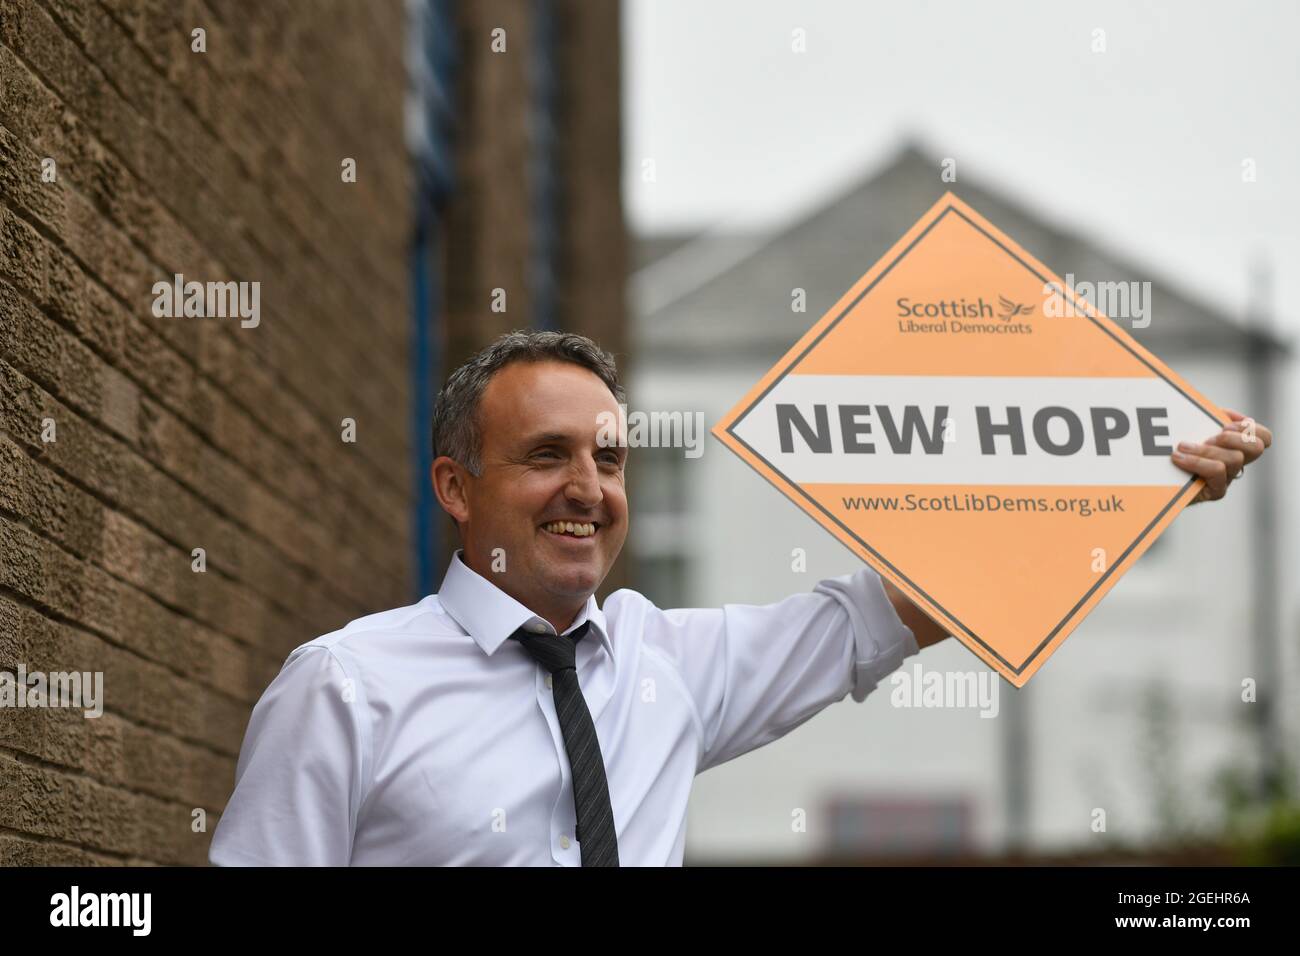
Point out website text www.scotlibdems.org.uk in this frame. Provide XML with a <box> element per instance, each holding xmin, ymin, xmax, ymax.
<box><xmin>842</xmin><ymin>492</ymin><xmax>1126</xmax><ymax>518</ymax></box>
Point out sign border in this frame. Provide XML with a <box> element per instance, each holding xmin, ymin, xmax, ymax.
<box><xmin>714</xmin><ymin>192</ymin><xmax>1226</xmax><ymax>684</ymax></box>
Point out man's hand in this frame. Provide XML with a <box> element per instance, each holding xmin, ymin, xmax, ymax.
<box><xmin>882</xmin><ymin>578</ymin><xmax>951</xmax><ymax>649</ymax></box>
<box><xmin>1172</xmin><ymin>408</ymin><xmax>1273</xmax><ymax>504</ymax></box>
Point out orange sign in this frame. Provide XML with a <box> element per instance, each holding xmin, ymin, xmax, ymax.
<box><xmin>712</xmin><ymin>192</ymin><xmax>1226</xmax><ymax>686</ymax></box>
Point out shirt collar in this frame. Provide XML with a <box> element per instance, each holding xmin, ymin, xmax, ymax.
<box><xmin>437</xmin><ymin>550</ymin><xmax>612</xmax><ymax>659</ymax></box>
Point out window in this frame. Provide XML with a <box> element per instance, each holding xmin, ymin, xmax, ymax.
<box><xmin>629</xmin><ymin>446</ymin><xmax>691</xmax><ymax>608</ymax></box>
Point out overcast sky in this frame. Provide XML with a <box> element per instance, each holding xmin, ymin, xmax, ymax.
<box><xmin>622</xmin><ymin>0</ymin><xmax>1300</xmax><ymax>334</ymax></box>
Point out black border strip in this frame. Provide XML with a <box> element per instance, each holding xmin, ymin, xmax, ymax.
<box><xmin>724</xmin><ymin>201</ymin><xmax>1218</xmax><ymax>675</ymax></box>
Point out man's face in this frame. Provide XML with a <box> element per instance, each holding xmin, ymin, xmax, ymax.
<box><xmin>453</xmin><ymin>360</ymin><xmax>628</xmax><ymax>620</ymax></box>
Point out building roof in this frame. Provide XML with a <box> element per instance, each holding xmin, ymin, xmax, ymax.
<box><xmin>632</xmin><ymin>144</ymin><xmax>1289</xmax><ymax>362</ymax></box>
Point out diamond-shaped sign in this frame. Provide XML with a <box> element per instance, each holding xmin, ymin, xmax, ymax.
<box><xmin>712</xmin><ymin>192</ymin><xmax>1226</xmax><ymax>686</ymax></box>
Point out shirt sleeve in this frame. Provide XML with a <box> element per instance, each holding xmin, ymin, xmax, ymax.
<box><xmin>208</xmin><ymin>644</ymin><xmax>371</xmax><ymax>866</ymax></box>
<box><xmin>639</xmin><ymin>565</ymin><xmax>919</xmax><ymax>773</ymax></box>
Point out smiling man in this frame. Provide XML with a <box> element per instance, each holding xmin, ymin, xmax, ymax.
<box><xmin>209</xmin><ymin>330</ymin><xmax>1271</xmax><ymax>866</ymax></box>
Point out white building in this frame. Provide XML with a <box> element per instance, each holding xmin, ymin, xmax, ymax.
<box><xmin>627</xmin><ymin>144</ymin><xmax>1293</xmax><ymax>862</ymax></box>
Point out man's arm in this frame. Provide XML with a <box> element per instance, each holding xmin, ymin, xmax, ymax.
<box><xmin>208</xmin><ymin>644</ymin><xmax>370</xmax><ymax>866</ymax></box>
<box><xmin>632</xmin><ymin>565</ymin><xmax>920</xmax><ymax>773</ymax></box>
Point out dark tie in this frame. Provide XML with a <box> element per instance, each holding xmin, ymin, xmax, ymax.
<box><xmin>511</xmin><ymin>620</ymin><xmax>619</xmax><ymax>867</ymax></box>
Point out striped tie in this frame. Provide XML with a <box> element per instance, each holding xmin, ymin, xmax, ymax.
<box><xmin>511</xmin><ymin>621</ymin><xmax>619</xmax><ymax>866</ymax></box>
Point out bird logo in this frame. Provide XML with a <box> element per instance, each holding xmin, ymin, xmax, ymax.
<box><xmin>997</xmin><ymin>295</ymin><xmax>1035</xmax><ymax>321</ymax></box>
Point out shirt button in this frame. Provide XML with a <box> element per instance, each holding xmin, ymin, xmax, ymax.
<box><xmin>560</xmin><ymin>835</ymin><xmax>571</xmax><ymax>850</ymax></box>
<box><xmin>523</xmin><ymin>620</ymin><xmax>548</xmax><ymax>634</ymax></box>
<box><xmin>545</xmin><ymin>674</ymin><xmax>553</xmax><ymax>689</ymax></box>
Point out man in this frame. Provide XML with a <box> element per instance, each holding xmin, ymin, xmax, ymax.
<box><xmin>209</xmin><ymin>331</ymin><xmax>1271</xmax><ymax>866</ymax></box>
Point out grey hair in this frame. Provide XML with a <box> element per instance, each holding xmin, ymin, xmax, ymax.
<box><xmin>431</xmin><ymin>330</ymin><xmax>627</xmax><ymax>475</ymax></box>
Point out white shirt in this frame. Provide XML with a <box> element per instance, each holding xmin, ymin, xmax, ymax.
<box><xmin>208</xmin><ymin>550</ymin><xmax>919</xmax><ymax>866</ymax></box>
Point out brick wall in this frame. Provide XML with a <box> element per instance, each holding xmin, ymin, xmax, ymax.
<box><xmin>0</xmin><ymin>0</ymin><xmax>411</xmax><ymax>864</ymax></box>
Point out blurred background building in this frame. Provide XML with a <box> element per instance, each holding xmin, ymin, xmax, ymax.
<box><xmin>623</xmin><ymin>0</ymin><xmax>1298</xmax><ymax>864</ymax></box>
<box><xmin>629</xmin><ymin>145</ymin><xmax>1291</xmax><ymax>862</ymax></box>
